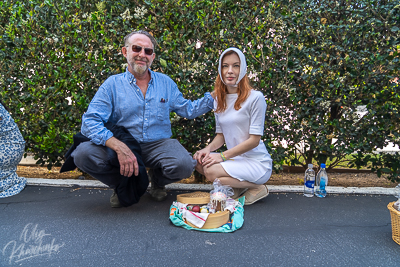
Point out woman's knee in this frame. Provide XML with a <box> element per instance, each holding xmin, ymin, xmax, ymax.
<box><xmin>203</xmin><ymin>166</ymin><xmax>217</xmax><ymax>182</ymax></box>
<box><xmin>205</xmin><ymin>176</ymin><xmax>216</xmax><ymax>183</ymax></box>
<box><xmin>195</xmin><ymin>163</ymin><xmax>204</xmax><ymax>175</ymax></box>
<box><xmin>195</xmin><ymin>163</ymin><xmax>216</xmax><ymax>182</ymax></box>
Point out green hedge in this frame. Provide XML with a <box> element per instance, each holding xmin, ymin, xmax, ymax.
<box><xmin>1</xmin><ymin>0</ymin><xmax>399</xmax><ymax>181</ymax></box>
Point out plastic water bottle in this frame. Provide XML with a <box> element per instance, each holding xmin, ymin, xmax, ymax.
<box><xmin>315</xmin><ymin>163</ymin><xmax>328</xmax><ymax>198</ymax></box>
<box><xmin>304</xmin><ymin>164</ymin><xmax>315</xmax><ymax>197</ymax></box>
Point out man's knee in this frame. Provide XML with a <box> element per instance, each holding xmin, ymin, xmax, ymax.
<box><xmin>164</xmin><ymin>155</ymin><xmax>195</xmax><ymax>180</ymax></box>
<box><xmin>72</xmin><ymin>142</ymin><xmax>108</xmax><ymax>172</ymax></box>
<box><xmin>72</xmin><ymin>142</ymin><xmax>90</xmax><ymax>167</ymax></box>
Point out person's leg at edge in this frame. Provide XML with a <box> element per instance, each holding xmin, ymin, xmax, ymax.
<box><xmin>203</xmin><ymin>163</ymin><xmax>269</xmax><ymax>205</ymax></box>
<box><xmin>0</xmin><ymin>142</ymin><xmax>26</xmax><ymax>198</ymax></box>
<box><xmin>140</xmin><ymin>138</ymin><xmax>196</xmax><ymax>201</ymax></box>
<box><xmin>71</xmin><ymin>141</ymin><xmax>122</xmax><ymax>207</ymax></box>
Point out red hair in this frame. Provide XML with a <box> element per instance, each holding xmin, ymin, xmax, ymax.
<box><xmin>214</xmin><ymin>52</ymin><xmax>252</xmax><ymax>113</ymax></box>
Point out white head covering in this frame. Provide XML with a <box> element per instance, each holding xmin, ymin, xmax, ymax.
<box><xmin>218</xmin><ymin>47</ymin><xmax>247</xmax><ymax>87</ymax></box>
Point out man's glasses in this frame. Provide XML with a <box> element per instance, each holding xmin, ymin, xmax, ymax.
<box><xmin>129</xmin><ymin>45</ymin><xmax>154</xmax><ymax>55</ymax></box>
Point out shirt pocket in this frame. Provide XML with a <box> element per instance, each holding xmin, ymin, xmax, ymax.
<box><xmin>157</xmin><ymin>100</ymin><xmax>170</xmax><ymax>121</ymax></box>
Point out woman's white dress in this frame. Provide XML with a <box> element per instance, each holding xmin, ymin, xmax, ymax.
<box><xmin>215</xmin><ymin>90</ymin><xmax>273</xmax><ymax>184</ymax></box>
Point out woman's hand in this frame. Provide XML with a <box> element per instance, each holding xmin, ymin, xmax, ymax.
<box><xmin>201</xmin><ymin>153</ymin><xmax>223</xmax><ymax>168</ymax></box>
<box><xmin>193</xmin><ymin>133</ymin><xmax>225</xmax><ymax>167</ymax></box>
<box><xmin>193</xmin><ymin>147</ymin><xmax>211</xmax><ymax>164</ymax></box>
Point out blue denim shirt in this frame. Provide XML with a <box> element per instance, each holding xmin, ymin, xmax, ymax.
<box><xmin>81</xmin><ymin>69</ymin><xmax>214</xmax><ymax>145</ymax></box>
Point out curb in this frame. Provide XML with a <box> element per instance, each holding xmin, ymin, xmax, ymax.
<box><xmin>26</xmin><ymin>178</ymin><xmax>397</xmax><ymax>196</ymax></box>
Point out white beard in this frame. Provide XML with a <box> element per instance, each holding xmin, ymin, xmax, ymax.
<box><xmin>132</xmin><ymin>63</ymin><xmax>148</xmax><ymax>74</ymax></box>
<box><xmin>130</xmin><ymin>56</ymin><xmax>152</xmax><ymax>75</ymax></box>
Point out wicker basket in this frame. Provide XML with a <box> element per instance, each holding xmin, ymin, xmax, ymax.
<box><xmin>387</xmin><ymin>202</ymin><xmax>400</xmax><ymax>245</ymax></box>
<box><xmin>177</xmin><ymin>191</ymin><xmax>210</xmax><ymax>205</ymax></box>
<box><xmin>177</xmin><ymin>192</ymin><xmax>230</xmax><ymax>229</ymax></box>
<box><xmin>186</xmin><ymin>210</ymin><xmax>230</xmax><ymax>229</ymax></box>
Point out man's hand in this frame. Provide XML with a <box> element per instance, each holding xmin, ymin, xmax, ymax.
<box><xmin>106</xmin><ymin>137</ymin><xmax>139</xmax><ymax>177</ymax></box>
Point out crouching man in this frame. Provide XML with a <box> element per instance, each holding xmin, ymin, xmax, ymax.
<box><xmin>67</xmin><ymin>30</ymin><xmax>213</xmax><ymax>207</ymax></box>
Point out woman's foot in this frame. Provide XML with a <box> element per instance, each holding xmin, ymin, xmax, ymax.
<box><xmin>243</xmin><ymin>185</ymin><xmax>269</xmax><ymax>205</ymax></box>
<box><xmin>231</xmin><ymin>188</ymin><xmax>248</xmax><ymax>199</ymax></box>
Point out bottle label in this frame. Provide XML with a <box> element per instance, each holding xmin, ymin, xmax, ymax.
<box><xmin>305</xmin><ymin>180</ymin><xmax>315</xmax><ymax>188</ymax></box>
<box><xmin>320</xmin><ymin>177</ymin><xmax>326</xmax><ymax>189</ymax></box>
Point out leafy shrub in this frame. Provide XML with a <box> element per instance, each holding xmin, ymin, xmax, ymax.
<box><xmin>0</xmin><ymin>0</ymin><xmax>399</xmax><ymax>181</ymax></box>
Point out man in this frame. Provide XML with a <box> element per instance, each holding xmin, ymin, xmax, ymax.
<box><xmin>71</xmin><ymin>30</ymin><xmax>214</xmax><ymax>207</ymax></box>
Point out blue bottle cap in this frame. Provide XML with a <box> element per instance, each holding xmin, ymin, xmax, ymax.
<box><xmin>320</xmin><ymin>163</ymin><xmax>326</xmax><ymax>168</ymax></box>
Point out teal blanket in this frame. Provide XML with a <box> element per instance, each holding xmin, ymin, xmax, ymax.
<box><xmin>169</xmin><ymin>197</ymin><xmax>244</xmax><ymax>232</ymax></box>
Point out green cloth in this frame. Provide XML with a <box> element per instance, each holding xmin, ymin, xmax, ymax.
<box><xmin>169</xmin><ymin>196</ymin><xmax>245</xmax><ymax>232</ymax></box>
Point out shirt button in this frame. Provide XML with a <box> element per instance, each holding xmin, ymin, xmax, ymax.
<box><xmin>145</xmin><ymin>118</ymin><xmax>147</xmax><ymax>120</ymax></box>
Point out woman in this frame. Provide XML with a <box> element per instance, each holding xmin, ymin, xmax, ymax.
<box><xmin>0</xmin><ymin>100</ymin><xmax>26</xmax><ymax>198</ymax></box>
<box><xmin>193</xmin><ymin>47</ymin><xmax>273</xmax><ymax>205</ymax></box>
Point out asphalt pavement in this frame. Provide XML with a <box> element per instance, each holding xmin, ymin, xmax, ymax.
<box><xmin>1</xmin><ymin>185</ymin><xmax>399</xmax><ymax>267</ymax></box>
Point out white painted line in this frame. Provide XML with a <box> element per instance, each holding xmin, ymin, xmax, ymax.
<box><xmin>268</xmin><ymin>185</ymin><xmax>398</xmax><ymax>195</ymax></box>
<box><xmin>27</xmin><ymin>178</ymin><xmax>108</xmax><ymax>188</ymax></box>
<box><xmin>26</xmin><ymin>178</ymin><xmax>397</xmax><ymax>195</ymax></box>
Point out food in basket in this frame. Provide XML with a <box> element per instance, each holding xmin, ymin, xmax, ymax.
<box><xmin>192</xmin><ymin>205</ymin><xmax>200</xmax><ymax>212</ymax></box>
<box><xmin>200</xmin><ymin>207</ymin><xmax>208</xmax><ymax>213</ymax></box>
<box><xmin>395</xmin><ymin>185</ymin><xmax>400</xmax><ymax>211</ymax></box>
<box><xmin>211</xmin><ymin>191</ymin><xmax>227</xmax><ymax>212</ymax></box>
<box><xmin>395</xmin><ymin>200</ymin><xmax>400</xmax><ymax>211</ymax></box>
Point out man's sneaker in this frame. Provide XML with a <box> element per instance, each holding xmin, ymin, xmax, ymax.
<box><xmin>110</xmin><ymin>190</ymin><xmax>122</xmax><ymax>208</ymax></box>
<box><xmin>149</xmin><ymin>183</ymin><xmax>167</xmax><ymax>202</ymax></box>
<box><xmin>148</xmin><ymin>169</ymin><xmax>167</xmax><ymax>202</ymax></box>
<box><xmin>243</xmin><ymin>185</ymin><xmax>269</xmax><ymax>205</ymax></box>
